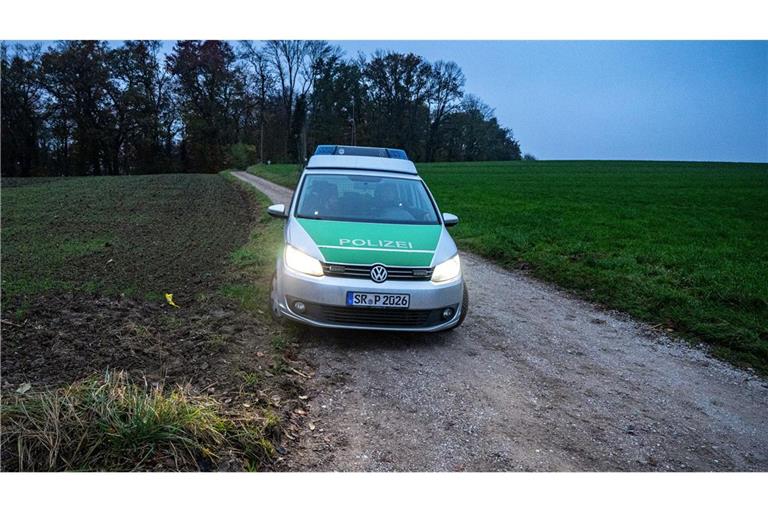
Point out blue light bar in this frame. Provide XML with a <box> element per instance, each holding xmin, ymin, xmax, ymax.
<box><xmin>313</xmin><ymin>145</ymin><xmax>337</xmax><ymax>156</ymax></box>
<box><xmin>313</xmin><ymin>145</ymin><xmax>409</xmax><ymax>160</ymax></box>
<box><xmin>385</xmin><ymin>149</ymin><xmax>408</xmax><ymax>160</ymax></box>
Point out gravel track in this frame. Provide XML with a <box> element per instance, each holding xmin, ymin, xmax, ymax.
<box><xmin>231</xmin><ymin>171</ymin><xmax>768</xmax><ymax>472</ymax></box>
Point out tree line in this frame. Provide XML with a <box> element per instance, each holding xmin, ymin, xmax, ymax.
<box><xmin>1</xmin><ymin>40</ymin><xmax>522</xmax><ymax>177</ymax></box>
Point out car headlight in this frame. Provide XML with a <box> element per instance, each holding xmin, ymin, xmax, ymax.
<box><xmin>432</xmin><ymin>254</ymin><xmax>461</xmax><ymax>283</ymax></box>
<box><xmin>284</xmin><ymin>245</ymin><xmax>323</xmax><ymax>276</ymax></box>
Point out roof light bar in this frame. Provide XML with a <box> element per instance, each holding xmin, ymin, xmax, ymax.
<box><xmin>313</xmin><ymin>145</ymin><xmax>409</xmax><ymax>160</ymax></box>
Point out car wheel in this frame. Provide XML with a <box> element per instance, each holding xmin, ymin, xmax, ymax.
<box><xmin>269</xmin><ymin>272</ymin><xmax>285</xmax><ymax>324</ymax></box>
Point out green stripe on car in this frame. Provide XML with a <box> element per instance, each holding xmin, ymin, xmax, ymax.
<box><xmin>297</xmin><ymin>218</ymin><xmax>441</xmax><ymax>266</ymax></box>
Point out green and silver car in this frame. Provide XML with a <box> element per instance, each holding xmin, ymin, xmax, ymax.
<box><xmin>267</xmin><ymin>145</ymin><xmax>467</xmax><ymax>331</ymax></box>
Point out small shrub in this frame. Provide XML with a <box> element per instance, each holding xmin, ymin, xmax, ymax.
<box><xmin>238</xmin><ymin>371</ymin><xmax>262</xmax><ymax>388</ymax></box>
<box><xmin>227</xmin><ymin>143</ymin><xmax>257</xmax><ymax>170</ymax></box>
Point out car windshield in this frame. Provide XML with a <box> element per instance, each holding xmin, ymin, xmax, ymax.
<box><xmin>295</xmin><ymin>174</ymin><xmax>440</xmax><ymax>224</ymax></box>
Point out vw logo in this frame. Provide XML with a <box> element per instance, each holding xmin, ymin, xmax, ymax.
<box><xmin>370</xmin><ymin>265</ymin><xmax>388</xmax><ymax>283</ymax></box>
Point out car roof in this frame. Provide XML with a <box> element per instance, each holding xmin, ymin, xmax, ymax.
<box><xmin>307</xmin><ymin>145</ymin><xmax>418</xmax><ymax>175</ymax></box>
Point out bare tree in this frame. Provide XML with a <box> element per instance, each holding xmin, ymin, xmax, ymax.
<box><xmin>240</xmin><ymin>41</ymin><xmax>275</xmax><ymax>163</ymax></box>
<box><xmin>264</xmin><ymin>40</ymin><xmax>337</xmax><ymax>161</ymax></box>
<box><xmin>426</xmin><ymin>60</ymin><xmax>465</xmax><ymax>162</ymax></box>
<box><xmin>362</xmin><ymin>51</ymin><xmax>434</xmax><ymax>159</ymax></box>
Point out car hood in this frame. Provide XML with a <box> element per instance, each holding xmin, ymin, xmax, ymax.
<box><xmin>295</xmin><ymin>218</ymin><xmax>442</xmax><ymax>267</ymax></box>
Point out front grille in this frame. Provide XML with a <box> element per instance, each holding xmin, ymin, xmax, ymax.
<box><xmin>291</xmin><ymin>300</ymin><xmax>455</xmax><ymax>328</ymax></box>
<box><xmin>321</xmin><ymin>263</ymin><xmax>433</xmax><ymax>281</ymax></box>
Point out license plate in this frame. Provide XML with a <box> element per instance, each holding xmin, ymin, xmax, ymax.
<box><xmin>346</xmin><ymin>291</ymin><xmax>410</xmax><ymax>308</ymax></box>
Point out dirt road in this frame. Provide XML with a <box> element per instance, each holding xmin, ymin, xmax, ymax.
<box><xmin>231</xmin><ymin>171</ymin><xmax>768</xmax><ymax>471</ymax></box>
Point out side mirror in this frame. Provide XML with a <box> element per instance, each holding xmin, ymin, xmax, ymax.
<box><xmin>442</xmin><ymin>212</ymin><xmax>459</xmax><ymax>227</ymax></box>
<box><xmin>267</xmin><ymin>204</ymin><xmax>287</xmax><ymax>218</ymax></box>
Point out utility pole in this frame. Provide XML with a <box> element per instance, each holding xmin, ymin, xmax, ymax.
<box><xmin>350</xmin><ymin>96</ymin><xmax>357</xmax><ymax>146</ymax></box>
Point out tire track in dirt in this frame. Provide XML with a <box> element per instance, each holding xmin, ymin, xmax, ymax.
<box><xmin>231</xmin><ymin>171</ymin><xmax>768</xmax><ymax>471</ymax></box>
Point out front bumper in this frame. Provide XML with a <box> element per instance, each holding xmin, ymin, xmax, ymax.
<box><xmin>274</xmin><ymin>262</ymin><xmax>464</xmax><ymax>332</ymax></box>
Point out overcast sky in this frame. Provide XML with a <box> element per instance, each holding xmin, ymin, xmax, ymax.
<box><xmin>333</xmin><ymin>41</ymin><xmax>767</xmax><ymax>163</ymax></box>
<box><xmin>13</xmin><ymin>40</ymin><xmax>768</xmax><ymax>162</ymax></box>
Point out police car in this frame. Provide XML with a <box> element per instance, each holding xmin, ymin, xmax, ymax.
<box><xmin>267</xmin><ymin>145</ymin><xmax>467</xmax><ymax>331</ymax></box>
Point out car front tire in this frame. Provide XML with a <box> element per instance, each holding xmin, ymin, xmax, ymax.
<box><xmin>269</xmin><ymin>272</ymin><xmax>285</xmax><ymax>325</ymax></box>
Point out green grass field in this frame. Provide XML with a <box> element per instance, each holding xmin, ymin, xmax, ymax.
<box><xmin>248</xmin><ymin>160</ymin><xmax>768</xmax><ymax>372</ymax></box>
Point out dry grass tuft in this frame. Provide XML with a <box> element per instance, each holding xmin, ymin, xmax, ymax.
<box><xmin>1</xmin><ymin>371</ymin><xmax>279</xmax><ymax>471</ymax></box>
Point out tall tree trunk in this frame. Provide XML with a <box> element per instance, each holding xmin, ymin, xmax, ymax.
<box><xmin>259</xmin><ymin>116</ymin><xmax>264</xmax><ymax>163</ymax></box>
